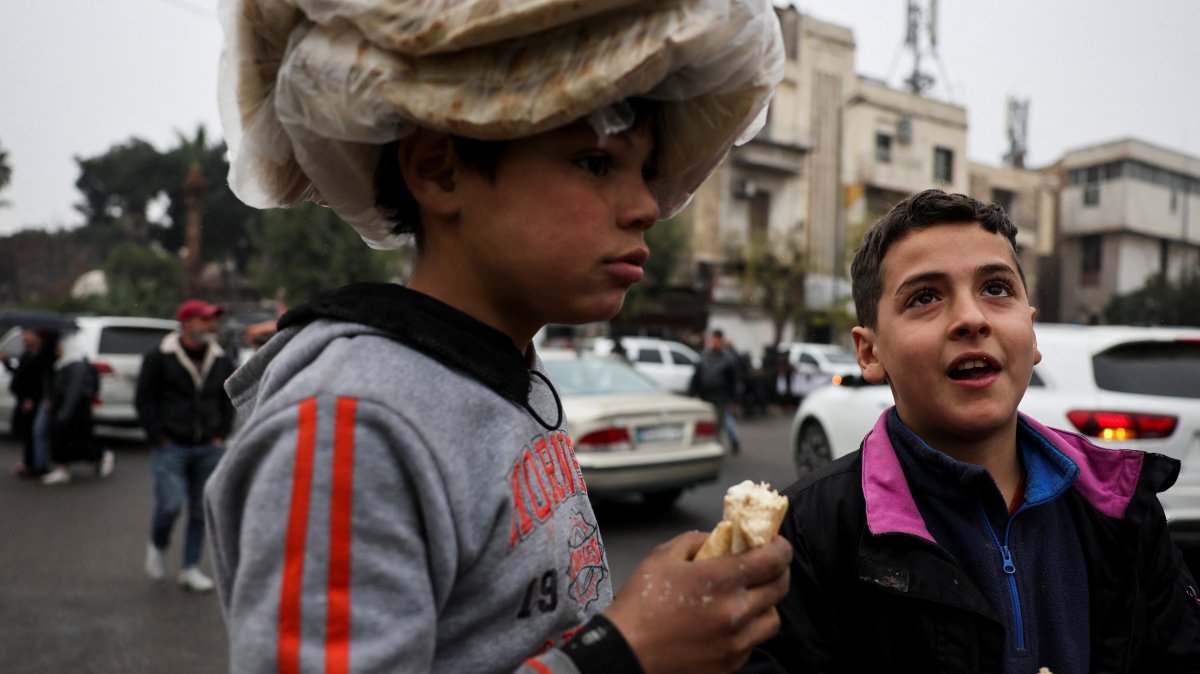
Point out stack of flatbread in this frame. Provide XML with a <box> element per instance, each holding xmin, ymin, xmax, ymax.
<box><xmin>218</xmin><ymin>0</ymin><xmax>785</xmax><ymax>248</ymax></box>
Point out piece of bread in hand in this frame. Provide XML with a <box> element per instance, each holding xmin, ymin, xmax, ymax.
<box><xmin>694</xmin><ymin>480</ymin><xmax>788</xmax><ymax>560</ymax></box>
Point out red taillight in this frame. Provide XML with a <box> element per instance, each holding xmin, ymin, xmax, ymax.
<box><xmin>694</xmin><ymin>420</ymin><xmax>718</xmax><ymax>443</ymax></box>
<box><xmin>1066</xmin><ymin>410</ymin><xmax>1178</xmax><ymax>441</ymax></box>
<box><xmin>577</xmin><ymin>428</ymin><xmax>632</xmax><ymax>452</ymax></box>
<box><xmin>93</xmin><ymin>360</ymin><xmax>114</xmax><ymax>375</ymax></box>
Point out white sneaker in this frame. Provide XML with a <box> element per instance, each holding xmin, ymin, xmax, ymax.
<box><xmin>97</xmin><ymin>450</ymin><xmax>115</xmax><ymax>478</ymax></box>
<box><xmin>41</xmin><ymin>467</ymin><xmax>71</xmax><ymax>485</ymax></box>
<box><xmin>177</xmin><ymin>567</ymin><xmax>215</xmax><ymax>593</ymax></box>
<box><xmin>144</xmin><ymin>543</ymin><xmax>166</xmax><ymax>581</ymax></box>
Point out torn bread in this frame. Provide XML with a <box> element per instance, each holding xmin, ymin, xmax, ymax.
<box><xmin>694</xmin><ymin>481</ymin><xmax>788</xmax><ymax>560</ymax></box>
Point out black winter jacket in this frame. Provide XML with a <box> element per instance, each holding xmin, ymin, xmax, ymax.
<box><xmin>757</xmin><ymin>411</ymin><xmax>1200</xmax><ymax>673</ymax></box>
<box><xmin>135</xmin><ymin>333</ymin><xmax>235</xmax><ymax>446</ymax></box>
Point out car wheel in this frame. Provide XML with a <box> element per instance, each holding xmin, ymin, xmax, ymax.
<box><xmin>642</xmin><ymin>488</ymin><xmax>683</xmax><ymax>513</ymax></box>
<box><xmin>794</xmin><ymin>420</ymin><xmax>832</xmax><ymax>477</ymax></box>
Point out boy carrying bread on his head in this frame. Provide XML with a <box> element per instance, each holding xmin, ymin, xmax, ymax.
<box><xmin>204</xmin><ymin>1</ymin><xmax>791</xmax><ymax>673</ymax></box>
<box><xmin>756</xmin><ymin>190</ymin><xmax>1200</xmax><ymax>672</ymax></box>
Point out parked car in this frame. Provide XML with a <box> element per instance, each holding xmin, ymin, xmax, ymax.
<box><xmin>591</xmin><ymin>336</ymin><xmax>700</xmax><ymax>394</ymax></box>
<box><xmin>541</xmin><ymin>349</ymin><xmax>725</xmax><ymax>510</ymax></box>
<box><xmin>0</xmin><ymin>316</ymin><xmax>179</xmax><ymax>439</ymax></box>
<box><xmin>789</xmin><ymin>323</ymin><xmax>1200</xmax><ymax>540</ymax></box>
<box><xmin>776</xmin><ymin>341</ymin><xmax>861</xmax><ymax>399</ymax></box>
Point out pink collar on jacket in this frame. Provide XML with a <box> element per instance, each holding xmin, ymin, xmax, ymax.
<box><xmin>861</xmin><ymin>408</ymin><xmax>1146</xmax><ymax>543</ymax></box>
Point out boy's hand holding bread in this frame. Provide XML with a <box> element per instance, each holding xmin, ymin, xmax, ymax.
<box><xmin>605</xmin><ymin>480</ymin><xmax>791</xmax><ymax>673</ymax></box>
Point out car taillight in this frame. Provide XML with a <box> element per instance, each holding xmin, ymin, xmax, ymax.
<box><xmin>694</xmin><ymin>420</ymin><xmax>718</xmax><ymax>443</ymax></box>
<box><xmin>577</xmin><ymin>428</ymin><xmax>632</xmax><ymax>452</ymax></box>
<box><xmin>93</xmin><ymin>360</ymin><xmax>114</xmax><ymax>376</ymax></box>
<box><xmin>831</xmin><ymin>375</ymin><xmax>843</xmax><ymax>385</ymax></box>
<box><xmin>1066</xmin><ymin>410</ymin><xmax>1178</xmax><ymax>441</ymax></box>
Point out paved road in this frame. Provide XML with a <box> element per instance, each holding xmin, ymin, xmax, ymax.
<box><xmin>0</xmin><ymin>412</ymin><xmax>799</xmax><ymax>673</ymax></box>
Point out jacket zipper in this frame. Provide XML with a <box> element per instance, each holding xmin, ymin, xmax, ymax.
<box><xmin>979</xmin><ymin>502</ymin><xmax>1026</xmax><ymax>651</ymax></box>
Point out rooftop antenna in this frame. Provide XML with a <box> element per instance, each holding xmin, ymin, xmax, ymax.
<box><xmin>1004</xmin><ymin>96</ymin><xmax>1030</xmax><ymax>168</ymax></box>
<box><xmin>902</xmin><ymin>0</ymin><xmax>954</xmax><ymax>99</ymax></box>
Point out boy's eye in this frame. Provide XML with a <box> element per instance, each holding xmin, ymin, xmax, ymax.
<box><xmin>909</xmin><ymin>289</ymin><xmax>939</xmax><ymax>307</ymax></box>
<box><xmin>983</xmin><ymin>280</ymin><xmax>1014</xmax><ymax>298</ymax></box>
<box><xmin>574</xmin><ymin>154</ymin><xmax>611</xmax><ymax>177</ymax></box>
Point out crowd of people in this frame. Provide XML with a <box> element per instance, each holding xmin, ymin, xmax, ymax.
<box><xmin>2</xmin><ymin>327</ymin><xmax>113</xmax><ymax>485</ymax></box>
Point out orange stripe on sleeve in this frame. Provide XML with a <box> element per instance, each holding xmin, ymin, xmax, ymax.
<box><xmin>325</xmin><ymin>397</ymin><xmax>357</xmax><ymax>674</ymax></box>
<box><xmin>279</xmin><ymin>398</ymin><xmax>318</xmax><ymax>674</ymax></box>
<box><xmin>523</xmin><ymin>659</ymin><xmax>554</xmax><ymax>674</ymax></box>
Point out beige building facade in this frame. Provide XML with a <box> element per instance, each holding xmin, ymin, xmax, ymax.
<box><xmin>1055</xmin><ymin>138</ymin><xmax>1200</xmax><ymax>324</ymax></box>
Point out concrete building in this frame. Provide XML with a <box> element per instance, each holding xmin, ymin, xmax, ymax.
<box><xmin>681</xmin><ymin>7</ymin><xmax>855</xmax><ymax>354</ymax></box>
<box><xmin>968</xmin><ymin>161</ymin><xmax>1060</xmax><ymax>317</ymax></box>
<box><xmin>1056</xmin><ymin>138</ymin><xmax>1200</xmax><ymax>324</ymax></box>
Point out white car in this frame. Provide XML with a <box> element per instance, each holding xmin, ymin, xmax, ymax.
<box><xmin>541</xmin><ymin>349</ymin><xmax>725</xmax><ymax>510</ymax></box>
<box><xmin>0</xmin><ymin>316</ymin><xmax>179</xmax><ymax>439</ymax></box>
<box><xmin>776</xmin><ymin>341</ymin><xmax>861</xmax><ymax>398</ymax></box>
<box><xmin>591</xmin><ymin>336</ymin><xmax>700</xmax><ymax>394</ymax></box>
<box><xmin>789</xmin><ymin>323</ymin><xmax>1200</xmax><ymax>538</ymax></box>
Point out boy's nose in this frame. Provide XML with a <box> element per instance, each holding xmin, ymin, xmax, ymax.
<box><xmin>949</xmin><ymin>297</ymin><xmax>991</xmax><ymax>338</ymax></box>
<box><xmin>619</xmin><ymin>178</ymin><xmax>660</xmax><ymax>231</ymax></box>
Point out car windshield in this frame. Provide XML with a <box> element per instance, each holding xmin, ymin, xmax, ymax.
<box><xmin>1092</xmin><ymin>340</ymin><xmax>1200</xmax><ymax>399</ymax></box>
<box><xmin>824</xmin><ymin>352</ymin><xmax>857</xmax><ymax>364</ymax></box>
<box><xmin>544</xmin><ymin>357</ymin><xmax>661</xmax><ymax>396</ymax></box>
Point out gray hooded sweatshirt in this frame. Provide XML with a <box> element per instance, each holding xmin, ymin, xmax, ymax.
<box><xmin>205</xmin><ymin>284</ymin><xmax>642</xmax><ymax>674</ymax></box>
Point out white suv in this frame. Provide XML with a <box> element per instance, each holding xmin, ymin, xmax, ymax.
<box><xmin>776</xmin><ymin>341</ymin><xmax>862</xmax><ymax>398</ymax></box>
<box><xmin>591</xmin><ymin>337</ymin><xmax>700</xmax><ymax>394</ymax></box>
<box><xmin>0</xmin><ymin>316</ymin><xmax>179</xmax><ymax>439</ymax></box>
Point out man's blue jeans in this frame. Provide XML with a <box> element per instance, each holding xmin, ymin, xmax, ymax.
<box><xmin>32</xmin><ymin>401</ymin><xmax>53</xmax><ymax>472</ymax></box>
<box><xmin>150</xmin><ymin>442</ymin><xmax>224</xmax><ymax>569</ymax></box>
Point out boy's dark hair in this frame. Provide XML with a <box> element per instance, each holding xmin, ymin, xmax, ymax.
<box><xmin>375</xmin><ymin>98</ymin><xmax>660</xmax><ymax>248</ymax></box>
<box><xmin>850</xmin><ymin>189</ymin><xmax>1025</xmax><ymax>329</ymax></box>
<box><xmin>375</xmin><ymin>136</ymin><xmax>506</xmax><ymax>248</ymax></box>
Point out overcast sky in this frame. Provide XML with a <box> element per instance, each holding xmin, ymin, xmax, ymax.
<box><xmin>1</xmin><ymin>0</ymin><xmax>1198</xmax><ymax>234</ymax></box>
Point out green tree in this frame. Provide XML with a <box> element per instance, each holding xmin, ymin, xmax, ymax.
<box><xmin>75</xmin><ymin>138</ymin><xmax>169</xmax><ymax>239</ymax></box>
<box><xmin>730</xmin><ymin>231</ymin><xmax>808</xmax><ymax>345</ymax></box>
<box><xmin>1104</xmin><ymin>270</ymin><xmax>1200</xmax><ymax>326</ymax></box>
<box><xmin>96</xmin><ymin>241</ymin><xmax>183</xmax><ymax>318</ymax></box>
<box><xmin>248</xmin><ymin>203</ymin><xmax>395</xmax><ymax>305</ymax></box>
<box><xmin>619</xmin><ymin>215</ymin><xmax>689</xmax><ymax>318</ymax></box>
<box><xmin>0</xmin><ymin>140</ymin><xmax>11</xmax><ymax>208</ymax></box>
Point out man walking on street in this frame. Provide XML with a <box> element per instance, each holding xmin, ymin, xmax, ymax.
<box><xmin>136</xmin><ymin>299</ymin><xmax>236</xmax><ymax>592</ymax></box>
<box><xmin>689</xmin><ymin>329</ymin><xmax>743</xmax><ymax>454</ymax></box>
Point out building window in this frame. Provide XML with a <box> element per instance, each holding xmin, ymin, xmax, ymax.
<box><xmin>933</xmin><ymin>147</ymin><xmax>954</xmax><ymax>183</ymax></box>
<box><xmin>875</xmin><ymin>133</ymin><xmax>892</xmax><ymax>163</ymax></box>
<box><xmin>1171</xmin><ymin>190</ymin><xmax>1179</xmax><ymax>213</ymax></box>
<box><xmin>992</xmin><ymin>189</ymin><xmax>1015</xmax><ymax>215</ymax></box>
<box><xmin>1083</xmin><ymin>183</ymin><xmax>1100</xmax><ymax>206</ymax></box>
<box><xmin>1081</xmin><ymin>234</ymin><xmax>1102</xmax><ymax>286</ymax></box>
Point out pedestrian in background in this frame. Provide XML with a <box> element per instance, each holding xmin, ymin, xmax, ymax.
<box><xmin>135</xmin><ymin>299</ymin><xmax>235</xmax><ymax>592</ymax></box>
<box><xmin>40</xmin><ymin>341</ymin><xmax>113</xmax><ymax>485</ymax></box>
<box><xmin>2</xmin><ymin>329</ymin><xmax>55</xmax><ymax>478</ymax></box>
<box><xmin>689</xmin><ymin>329</ymin><xmax>743</xmax><ymax>454</ymax></box>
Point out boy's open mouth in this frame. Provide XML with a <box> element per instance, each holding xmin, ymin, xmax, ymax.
<box><xmin>947</xmin><ymin>357</ymin><xmax>1000</xmax><ymax>381</ymax></box>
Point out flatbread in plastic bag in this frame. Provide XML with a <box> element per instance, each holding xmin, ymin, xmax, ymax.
<box><xmin>219</xmin><ymin>0</ymin><xmax>785</xmax><ymax>248</ymax></box>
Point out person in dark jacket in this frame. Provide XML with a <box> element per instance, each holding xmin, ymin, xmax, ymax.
<box><xmin>689</xmin><ymin>329</ymin><xmax>743</xmax><ymax>454</ymax></box>
<box><xmin>136</xmin><ymin>299</ymin><xmax>235</xmax><ymax>593</ymax></box>
<box><xmin>39</xmin><ymin>344</ymin><xmax>113</xmax><ymax>485</ymax></box>
<box><xmin>757</xmin><ymin>190</ymin><xmax>1200</xmax><ymax>673</ymax></box>
<box><xmin>2</xmin><ymin>329</ymin><xmax>55</xmax><ymax>478</ymax></box>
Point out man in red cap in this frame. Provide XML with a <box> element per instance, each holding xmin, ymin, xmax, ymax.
<box><xmin>135</xmin><ymin>299</ymin><xmax>236</xmax><ymax>592</ymax></box>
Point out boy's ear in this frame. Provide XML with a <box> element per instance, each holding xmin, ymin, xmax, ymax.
<box><xmin>396</xmin><ymin>128</ymin><xmax>459</xmax><ymax>220</ymax></box>
<box><xmin>1030</xmin><ymin>306</ymin><xmax>1042</xmax><ymax>366</ymax></box>
<box><xmin>851</xmin><ymin>325</ymin><xmax>888</xmax><ymax>384</ymax></box>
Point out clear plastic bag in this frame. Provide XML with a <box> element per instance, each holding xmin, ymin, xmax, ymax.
<box><xmin>219</xmin><ymin>0</ymin><xmax>784</xmax><ymax>249</ymax></box>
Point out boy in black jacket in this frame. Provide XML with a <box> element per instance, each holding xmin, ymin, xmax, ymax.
<box><xmin>759</xmin><ymin>189</ymin><xmax>1200</xmax><ymax>672</ymax></box>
